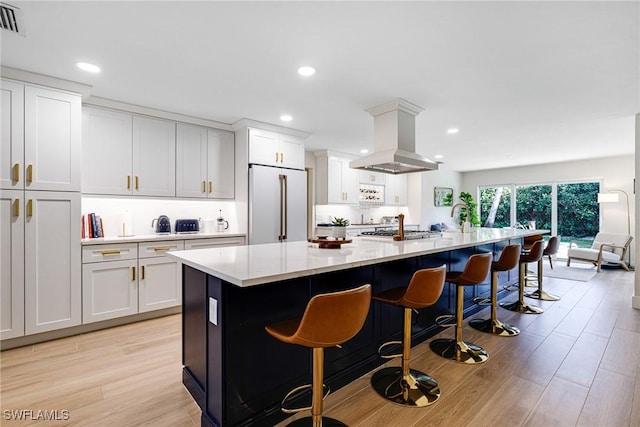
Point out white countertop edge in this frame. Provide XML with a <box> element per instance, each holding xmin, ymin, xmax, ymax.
<box><xmin>167</xmin><ymin>229</ymin><xmax>547</xmax><ymax>288</ymax></box>
<box><xmin>81</xmin><ymin>232</ymin><xmax>246</xmax><ymax>245</ymax></box>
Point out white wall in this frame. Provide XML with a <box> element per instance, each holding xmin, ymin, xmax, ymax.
<box><xmin>415</xmin><ymin>166</ymin><xmax>463</xmax><ymax>229</ymax></box>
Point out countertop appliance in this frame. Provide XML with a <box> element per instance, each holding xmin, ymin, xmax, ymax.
<box><xmin>175</xmin><ymin>219</ymin><xmax>201</xmax><ymax>234</ymax></box>
<box><xmin>152</xmin><ymin>215</ymin><xmax>171</xmax><ymax>234</ymax></box>
<box><xmin>249</xmin><ymin>164</ymin><xmax>307</xmax><ymax>244</ymax></box>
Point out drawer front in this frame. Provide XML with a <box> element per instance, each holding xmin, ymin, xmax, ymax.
<box><xmin>82</xmin><ymin>243</ymin><xmax>138</xmax><ymax>263</ymax></box>
<box><xmin>138</xmin><ymin>240</ymin><xmax>185</xmax><ymax>259</ymax></box>
<box><xmin>184</xmin><ymin>236</ymin><xmax>245</xmax><ymax>250</ymax></box>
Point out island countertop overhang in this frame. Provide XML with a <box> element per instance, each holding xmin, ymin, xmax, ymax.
<box><xmin>166</xmin><ymin>228</ymin><xmax>546</xmax><ymax>287</ymax></box>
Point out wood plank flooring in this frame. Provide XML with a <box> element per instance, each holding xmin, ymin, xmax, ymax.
<box><xmin>1</xmin><ymin>266</ymin><xmax>638</xmax><ymax>426</ymax></box>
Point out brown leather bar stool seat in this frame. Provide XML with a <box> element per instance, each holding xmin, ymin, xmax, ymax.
<box><xmin>469</xmin><ymin>244</ymin><xmax>521</xmax><ymax>336</ymax></box>
<box><xmin>500</xmin><ymin>240</ymin><xmax>545</xmax><ymax>314</ymax></box>
<box><xmin>370</xmin><ymin>265</ymin><xmax>446</xmax><ymax>407</ymax></box>
<box><xmin>525</xmin><ymin>236</ymin><xmax>561</xmax><ymax>301</ymax></box>
<box><xmin>430</xmin><ymin>252</ymin><xmax>492</xmax><ymax>364</ymax></box>
<box><xmin>265</xmin><ymin>284</ymin><xmax>372</xmax><ymax>427</ymax></box>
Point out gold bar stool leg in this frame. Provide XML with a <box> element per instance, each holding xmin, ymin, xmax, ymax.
<box><xmin>524</xmin><ymin>258</ymin><xmax>560</xmax><ymax>301</ymax></box>
<box><xmin>370</xmin><ymin>265</ymin><xmax>447</xmax><ymax>406</ymax></box>
<box><xmin>469</xmin><ymin>270</ymin><xmax>520</xmax><ymax>336</ymax></box>
<box><xmin>430</xmin><ymin>253</ymin><xmax>492</xmax><ymax>364</ymax></box>
<box><xmin>500</xmin><ymin>260</ymin><xmax>544</xmax><ymax>314</ymax></box>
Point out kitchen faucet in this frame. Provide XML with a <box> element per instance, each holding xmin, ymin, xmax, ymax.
<box><xmin>451</xmin><ymin>202</ymin><xmax>470</xmax><ymax>232</ymax></box>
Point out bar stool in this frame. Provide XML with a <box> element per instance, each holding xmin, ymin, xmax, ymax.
<box><xmin>469</xmin><ymin>244</ymin><xmax>521</xmax><ymax>336</ymax></box>
<box><xmin>265</xmin><ymin>284</ymin><xmax>371</xmax><ymax>427</ymax></box>
<box><xmin>430</xmin><ymin>252</ymin><xmax>492</xmax><ymax>364</ymax></box>
<box><xmin>525</xmin><ymin>236</ymin><xmax>560</xmax><ymax>301</ymax></box>
<box><xmin>500</xmin><ymin>240</ymin><xmax>545</xmax><ymax>314</ymax></box>
<box><xmin>370</xmin><ymin>265</ymin><xmax>446</xmax><ymax>407</ymax></box>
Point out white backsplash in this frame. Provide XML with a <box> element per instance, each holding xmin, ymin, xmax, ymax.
<box><xmin>315</xmin><ymin>205</ymin><xmax>415</xmax><ymax>226</ymax></box>
<box><xmin>81</xmin><ymin>197</ymin><xmax>242</xmax><ymax>237</ymax></box>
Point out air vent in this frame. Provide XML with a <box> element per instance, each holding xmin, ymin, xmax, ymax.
<box><xmin>0</xmin><ymin>3</ymin><xmax>25</xmax><ymax>36</ymax></box>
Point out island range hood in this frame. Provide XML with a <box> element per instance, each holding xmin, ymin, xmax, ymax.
<box><xmin>349</xmin><ymin>98</ymin><xmax>438</xmax><ymax>174</ymax></box>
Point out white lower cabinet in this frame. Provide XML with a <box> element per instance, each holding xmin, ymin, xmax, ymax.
<box><xmin>138</xmin><ymin>241</ymin><xmax>184</xmax><ymax>313</ymax></box>
<box><xmin>82</xmin><ymin>258</ymin><xmax>138</xmax><ymax>323</ymax></box>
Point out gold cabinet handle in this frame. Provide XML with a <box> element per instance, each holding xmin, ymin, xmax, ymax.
<box><xmin>275</xmin><ymin>152</ymin><xmax>279</xmax><ymax>162</ymax></box>
<box><xmin>135</xmin><ymin>176</ymin><xmax>139</xmax><ymax>190</ymax></box>
<box><xmin>12</xmin><ymin>164</ymin><xmax>20</xmax><ymax>182</ymax></box>
<box><xmin>132</xmin><ymin>266</ymin><xmax>136</xmax><ymax>281</ymax></box>
<box><xmin>209</xmin><ymin>181</ymin><xmax>213</xmax><ymax>194</ymax></box>
<box><xmin>202</xmin><ymin>181</ymin><xmax>206</xmax><ymax>193</ymax></box>
<box><xmin>127</xmin><ymin>175</ymin><xmax>131</xmax><ymax>190</ymax></box>
<box><xmin>13</xmin><ymin>198</ymin><xmax>19</xmax><ymax>217</ymax></box>
<box><xmin>279</xmin><ymin>153</ymin><xmax>284</xmax><ymax>163</ymax></box>
<box><xmin>101</xmin><ymin>250</ymin><xmax>121</xmax><ymax>256</ymax></box>
<box><xmin>26</xmin><ymin>164</ymin><xmax>33</xmax><ymax>183</ymax></box>
<box><xmin>153</xmin><ymin>246</ymin><xmax>171</xmax><ymax>252</ymax></box>
<box><xmin>141</xmin><ymin>265</ymin><xmax>145</xmax><ymax>280</ymax></box>
<box><xmin>26</xmin><ymin>199</ymin><xmax>33</xmax><ymax>217</ymax></box>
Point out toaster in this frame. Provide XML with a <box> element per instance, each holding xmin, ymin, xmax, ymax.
<box><xmin>175</xmin><ymin>219</ymin><xmax>201</xmax><ymax>233</ymax></box>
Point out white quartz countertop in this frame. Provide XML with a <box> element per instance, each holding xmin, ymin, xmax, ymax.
<box><xmin>81</xmin><ymin>232</ymin><xmax>246</xmax><ymax>245</ymax></box>
<box><xmin>166</xmin><ymin>228</ymin><xmax>546</xmax><ymax>287</ymax></box>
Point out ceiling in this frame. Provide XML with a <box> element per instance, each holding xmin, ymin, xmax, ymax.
<box><xmin>1</xmin><ymin>1</ymin><xmax>638</xmax><ymax>172</ymax></box>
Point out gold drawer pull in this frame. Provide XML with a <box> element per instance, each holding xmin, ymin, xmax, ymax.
<box><xmin>101</xmin><ymin>250</ymin><xmax>121</xmax><ymax>256</ymax></box>
<box><xmin>202</xmin><ymin>181</ymin><xmax>206</xmax><ymax>193</ymax></box>
<box><xmin>12</xmin><ymin>163</ymin><xmax>19</xmax><ymax>182</ymax></box>
<box><xmin>13</xmin><ymin>198</ymin><xmax>19</xmax><ymax>217</ymax></box>
<box><xmin>153</xmin><ymin>246</ymin><xmax>171</xmax><ymax>252</ymax></box>
<box><xmin>26</xmin><ymin>199</ymin><xmax>33</xmax><ymax>217</ymax></box>
<box><xmin>132</xmin><ymin>266</ymin><xmax>136</xmax><ymax>281</ymax></box>
<box><xmin>26</xmin><ymin>164</ymin><xmax>33</xmax><ymax>183</ymax></box>
<box><xmin>275</xmin><ymin>152</ymin><xmax>279</xmax><ymax>162</ymax></box>
<box><xmin>280</xmin><ymin>152</ymin><xmax>284</xmax><ymax>163</ymax></box>
<box><xmin>209</xmin><ymin>181</ymin><xmax>213</xmax><ymax>194</ymax></box>
<box><xmin>127</xmin><ymin>175</ymin><xmax>131</xmax><ymax>189</ymax></box>
<box><xmin>135</xmin><ymin>176</ymin><xmax>139</xmax><ymax>190</ymax></box>
<box><xmin>141</xmin><ymin>265</ymin><xmax>145</xmax><ymax>280</ymax></box>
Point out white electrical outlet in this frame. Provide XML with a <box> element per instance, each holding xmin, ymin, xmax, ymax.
<box><xmin>209</xmin><ymin>297</ymin><xmax>218</xmax><ymax>325</ymax></box>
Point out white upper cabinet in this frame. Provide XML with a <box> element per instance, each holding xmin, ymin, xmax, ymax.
<box><xmin>1</xmin><ymin>81</ymin><xmax>80</xmax><ymax>192</ymax></box>
<box><xmin>82</xmin><ymin>107</ymin><xmax>176</xmax><ymax>197</ymax></box>
<box><xmin>1</xmin><ymin>81</ymin><xmax>24</xmax><ymax>190</ymax></box>
<box><xmin>82</xmin><ymin>107</ymin><xmax>133</xmax><ymax>195</ymax></box>
<box><xmin>248</xmin><ymin>128</ymin><xmax>305</xmax><ymax>170</ymax></box>
<box><xmin>132</xmin><ymin>116</ymin><xmax>176</xmax><ymax>197</ymax></box>
<box><xmin>385</xmin><ymin>174</ymin><xmax>408</xmax><ymax>206</ymax></box>
<box><xmin>176</xmin><ymin>124</ymin><xmax>235</xmax><ymax>199</ymax></box>
<box><xmin>315</xmin><ymin>151</ymin><xmax>359</xmax><ymax>205</ymax></box>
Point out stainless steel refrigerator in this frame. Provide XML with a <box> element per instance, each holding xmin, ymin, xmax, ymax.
<box><xmin>249</xmin><ymin>164</ymin><xmax>307</xmax><ymax>244</ymax></box>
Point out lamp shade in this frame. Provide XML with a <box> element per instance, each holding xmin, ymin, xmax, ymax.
<box><xmin>597</xmin><ymin>193</ymin><xmax>619</xmax><ymax>203</ymax></box>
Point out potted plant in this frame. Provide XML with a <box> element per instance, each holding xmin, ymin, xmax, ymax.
<box><xmin>331</xmin><ymin>217</ymin><xmax>350</xmax><ymax>239</ymax></box>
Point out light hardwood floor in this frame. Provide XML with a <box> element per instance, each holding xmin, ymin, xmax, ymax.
<box><xmin>1</xmin><ymin>266</ymin><xmax>638</xmax><ymax>426</ymax></box>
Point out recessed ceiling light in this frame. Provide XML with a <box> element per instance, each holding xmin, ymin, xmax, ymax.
<box><xmin>280</xmin><ymin>114</ymin><xmax>293</xmax><ymax>122</ymax></box>
<box><xmin>360</xmin><ymin>149</ymin><xmax>369</xmax><ymax>154</ymax></box>
<box><xmin>447</xmin><ymin>128</ymin><xmax>459</xmax><ymax>134</ymax></box>
<box><xmin>434</xmin><ymin>154</ymin><xmax>443</xmax><ymax>159</ymax></box>
<box><xmin>298</xmin><ymin>66</ymin><xmax>316</xmax><ymax>77</ymax></box>
<box><xmin>76</xmin><ymin>62</ymin><xmax>101</xmax><ymax>73</ymax></box>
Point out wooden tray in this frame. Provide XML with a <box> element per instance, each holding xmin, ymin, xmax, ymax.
<box><xmin>308</xmin><ymin>238</ymin><xmax>352</xmax><ymax>249</ymax></box>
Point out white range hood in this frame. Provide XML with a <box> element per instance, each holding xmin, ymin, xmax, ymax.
<box><xmin>349</xmin><ymin>98</ymin><xmax>438</xmax><ymax>174</ymax></box>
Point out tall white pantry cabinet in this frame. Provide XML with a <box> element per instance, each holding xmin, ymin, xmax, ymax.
<box><xmin>1</xmin><ymin>79</ymin><xmax>82</xmax><ymax>339</ymax></box>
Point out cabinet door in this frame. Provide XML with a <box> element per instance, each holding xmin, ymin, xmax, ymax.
<box><xmin>1</xmin><ymin>80</ymin><xmax>24</xmax><ymax>190</ymax></box>
<box><xmin>385</xmin><ymin>174</ymin><xmax>408</xmax><ymax>206</ymax></box>
<box><xmin>24</xmin><ymin>191</ymin><xmax>81</xmax><ymax>334</ymax></box>
<box><xmin>82</xmin><ymin>259</ymin><xmax>138</xmax><ymax>323</ymax></box>
<box><xmin>342</xmin><ymin>160</ymin><xmax>360</xmax><ymax>204</ymax></box>
<box><xmin>327</xmin><ymin>157</ymin><xmax>345</xmax><ymax>204</ymax></box>
<box><xmin>248</xmin><ymin>128</ymin><xmax>278</xmax><ymax>167</ymax></box>
<box><xmin>278</xmin><ymin>134</ymin><xmax>305</xmax><ymax>170</ymax></box>
<box><xmin>176</xmin><ymin>123</ymin><xmax>208</xmax><ymax>198</ymax></box>
<box><xmin>132</xmin><ymin>116</ymin><xmax>176</xmax><ymax>197</ymax></box>
<box><xmin>0</xmin><ymin>190</ymin><xmax>25</xmax><ymax>339</ymax></box>
<box><xmin>82</xmin><ymin>107</ymin><xmax>133</xmax><ymax>195</ymax></box>
<box><xmin>24</xmin><ymin>86</ymin><xmax>81</xmax><ymax>192</ymax></box>
<box><xmin>207</xmin><ymin>129</ymin><xmax>235</xmax><ymax>199</ymax></box>
<box><xmin>139</xmin><ymin>257</ymin><xmax>181</xmax><ymax>312</ymax></box>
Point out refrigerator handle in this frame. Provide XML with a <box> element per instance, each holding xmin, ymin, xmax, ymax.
<box><xmin>282</xmin><ymin>174</ymin><xmax>288</xmax><ymax>240</ymax></box>
<box><xmin>279</xmin><ymin>174</ymin><xmax>285</xmax><ymax>241</ymax></box>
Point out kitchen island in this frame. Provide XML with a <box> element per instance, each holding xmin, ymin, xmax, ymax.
<box><xmin>168</xmin><ymin>228</ymin><xmax>545</xmax><ymax>427</ymax></box>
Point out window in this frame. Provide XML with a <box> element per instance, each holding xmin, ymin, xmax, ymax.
<box><xmin>480</xmin><ymin>186</ymin><xmax>511</xmax><ymax>228</ymax></box>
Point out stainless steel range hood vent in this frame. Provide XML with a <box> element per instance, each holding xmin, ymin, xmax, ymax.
<box><xmin>349</xmin><ymin>98</ymin><xmax>438</xmax><ymax>174</ymax></box>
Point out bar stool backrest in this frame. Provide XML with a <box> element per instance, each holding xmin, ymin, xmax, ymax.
<box><xmin>291</xmin><ymin>284</ymin><xmax>372</xmax><ymax>348</ymax></box>
<box><xmin>457</xmin><ymin>252</ymin><xmax>493</xmax><ymax>285</ymax></box>
<box><xmin>492</xmin><ymin>244</ymin><xmax>521</xmax><ymax>272</ymax></box>
<box><xmin>401</xmin><ymin>264</ymin><xmax>447</xmax><ymax>309</ymax></box>
<box><xmin>544</xmin><ymin>236</ymin><xmax>560</xmax><ymax>256</ymax></box>
<box><xmin>522</xmin><ymin>239</ymin><xmax>544</xmax><ymax>263</ymax></box>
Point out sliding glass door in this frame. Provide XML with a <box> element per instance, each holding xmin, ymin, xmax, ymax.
<box><xmin>515</xmin><ymin>184</ymin><xmax>552</xmax><ymax>230</ymax></box>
